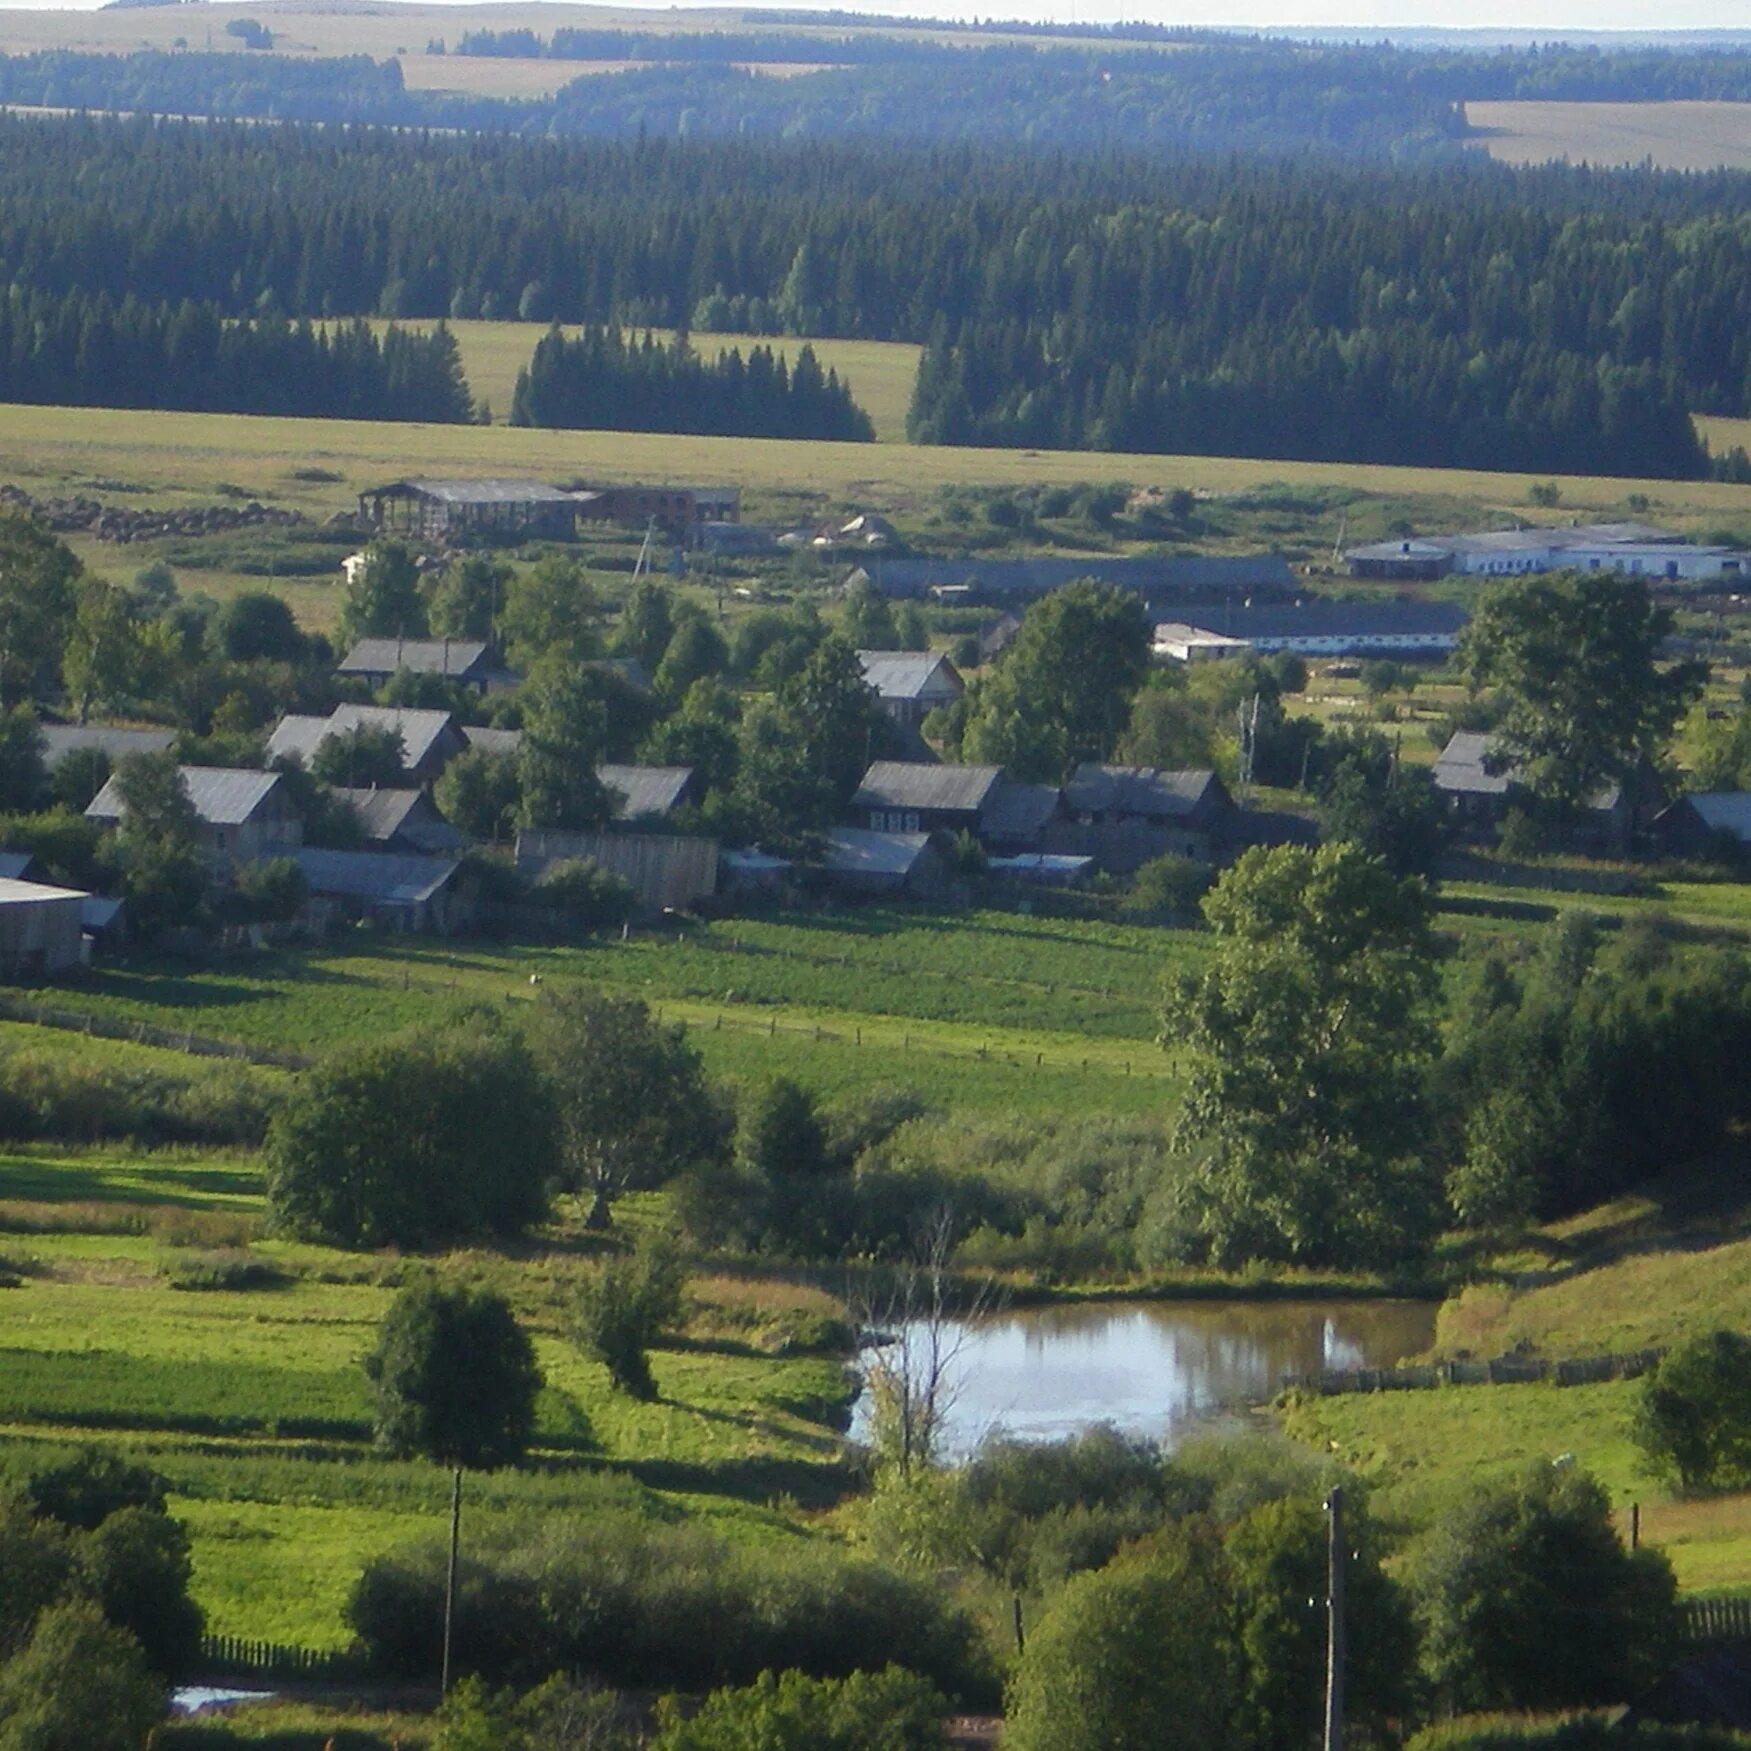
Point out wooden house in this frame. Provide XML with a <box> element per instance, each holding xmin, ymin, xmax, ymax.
<box><xmin>87</xmin><ymin>766</ymin><xmax>303</xmax><ymax>872</ymax></box>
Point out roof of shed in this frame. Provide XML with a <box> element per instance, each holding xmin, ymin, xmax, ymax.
<box><xmin>1682</xmin><ymin>793</ymin><xmax>1751</xmax><ymax>842</ymax></box>
<box><xmin>88</xmin><ymin>765</ymin><xmax>287</xmax><ymax>827</ymax></box>
<box><xmin>0</xmin><ymin>875</ymin><xmax>85</xmax><ymax>904</ymax></box>
<box><xmin>599</xmin><ymin>765</ymin><xmax>695</xmax><ymax>821</ymax></box>
<box><xmin>1432</xmin><ymin>731</ymin><xmax>1514</xmax><ymax>797</ymax></box>
<box><xmin>368</xmin><ymin>479</ymin><xmax>584</xmax><ymax>506</ymax></box>
<box><xmin>332</xmin><ymin>788</ymin><xmax>464</xmax><ymax>853</ymax></box>
<box><xmin>852</xmin><ymin>760</ymin><xmax>1004</xmax><ymax>814</ymax></box>
<box><xmin>338</xmin><ymin>638</ymin><xmax>494</xmax><ymax>679</ymax></box>
<box><xmin>0</xmin><ymin>852</ymin><xmax>40</xmax><ymax>881</ymax></box>
<box><xmin>823</xmin><ymin>828</ymin><xmax>933</xmax><ymax>877</ymax></box>
<box><xmin>267</xmin><ymin>707</ymin><xmax>459</xmax><ymax>773</ymax></box>
<box><xmin>850</xmin><ymin>554</ymin><xmax>1296</xmax><ymax>596</ymax></box>
<box><xmin>460</xmin><ymin>725</ymin><xmax>523</xmax><ymax>759</ymax></box>
<box><xmin>1167</xmin><ymin>600</ymin><xmax>1467</xmax><ymax>641</ymax></box>
<box><xmin>980</xmin><ymin>782</ymin><xmax>1064</xmax><ymax>841</ymax></box>
<box><xmin>1065</xmin><ymin>765</ymin><xmax>1224</xmax><ymax>820</ymax></box>
<box><xmin>293</xmin><ymin>848</ymin><xmax>459</xmax><ymax>906</ymax></box>
<box><xmin>39</xmin><ymin>724</ymin><xmax>176</xmax><ymax>770</ymax></box>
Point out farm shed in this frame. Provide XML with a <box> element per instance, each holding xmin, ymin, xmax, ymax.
<box><xmin>459</xmin><ymin>724</ymin><xmax>523</xmax><ymax>759</ymax></box>
<box><xmin>293</xmin><ymin>848</ymin><xmax>472</xmax><ymax>935</ymax></box>
<box><xmin>1153</xmin><ymin>600</ymin><xmax>1466</xmax><ymax>661</ymax></box>
<box><xmin>267</xmin><ymin>707</ymin><xmax>467</xmax><ymax>787</ymax></box>
<box><xmin>848</xmin><ymin>553</ymin><xmax>1295</xmax><ymax>605</ymax></box>
<box><xmin>358</xmin><ymin>480</ymin><xmax>589</xmax><ymax>542</ymax></box>
<box><xmin>851</xmin><ymin>761</ymin><xmax>1005</xmax><ymax>836</ymax></box>
<box><xmin>336</xmin><ymin>638</ymin><xmax>514</xmax><ymax>693</ymax></box>
<box><xmin>820</xmin><ymin>828</ymin><xmax>951</xmax><ymax>900</ymax></box>
<box><xmin>332</xmin><ymin>788</ymin><xmax>464</xmax><ymax>856</ymax></box>
<box><xmin>1656</xmin><ymin>792</ymin><xmax>1751</xmax><ymax>857</ymax></box>
<box><xmin>0</xmin><ymin>877</ymin><xmax>87</xmax><ymax>975</ymax></box>
<box><xmin>1346</xmin><ymin>521</ymin><xmax>1747</xmax><ymax>583</ymax></box>
<box><xmin>515</xmin><ymin>828</ymin><xmax>719</xmax><ymax>913</ymax></box>
<box><xmin>1052</xmin><ymin>765</ymin><xmax>1234</xmax><ymax>871</ymax></box>
<box><xmin>579</xmin><ymin>484</ymin><xmax>740</xmax><ymax>542</ymax></box>
<box><xmin>87</xmin><ymin>766</ymin><xmax>302</xmax><ymax>871</ymax></box>
<box><xmin>1433</xmin><ymin>731</ymin><xmax>1666</xmax><ymax>851</ymax></box>
<box><xmin>857</xmin><ymin>651</ymin><xmax>964</xmax><ymax>730</ymax></box>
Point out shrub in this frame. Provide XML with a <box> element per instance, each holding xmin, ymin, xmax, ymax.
<box><xmin>530</xmin><ymin>858</ymin><xmax>636</xmax><ymax>929</ymax></box>
<box><xmin>1124</xmin><ymin>853</ymin><xmax>1213</xmax><ymax>917</ymax></box>
<box><xmin>651</xmin><ymin>1667</ymin><xmax>947</xmax><ymax>1751</ymax></box>
<box><xmin>572</xmin><ymin>1235</ymin><xmax>686</xmax><ymax>1400</ymax></box>
<box><xmin>1636</xmin><ymin>1331</ymin><xmax>1751</xmax><ymax>1492</ymax></box>
<box><xmin>0</xmin><ymin>1599</ymin><xmax>164</xmax><ymax>1750</ymax></box>
<box><xmin>164</xmin><ymin>1250</ymin><xmax>284</xmax><ymax>1292</ymax></box>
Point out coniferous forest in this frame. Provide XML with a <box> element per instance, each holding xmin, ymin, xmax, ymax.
<box><xmin>0</xmin><ymin>115</ymin><xmax>1748</xmax><ymax>470</ymax></box>
<box><xmin>510</xmin><ymin>329</ymin><xmax>874</xmax><ymax>441</ymax></box>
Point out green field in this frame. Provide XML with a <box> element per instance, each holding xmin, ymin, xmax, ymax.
<box><xmin>373</xmin><ymin>319</ymin><xmax>924</xmax><ymax>442</ymax></box>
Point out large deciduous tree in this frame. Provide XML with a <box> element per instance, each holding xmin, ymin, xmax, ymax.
<box><xmin>339</xmin><ymin>539</ymin><xmax>428</xmax><ymax>647</ymax></box>
<box><xmin>529</xmin><ymin>987</ymin><xmax>731</xmax><ymax>1229</ymax></box>
<box><xmin>959</xmin><ymin>581</ymin><xmax>1149</xmax><ymax>782</ymax></box>
<box><xmin>516</xmin><ymin>658</ymin><xmax>615</xmax><ymax>831</ymax></box>
<box><xmin>0</xmin><ymin>513</ymin><xmax>81</xmax><ymax>707</ymax></box>
<box><xmin>265</xmin><ymin>1018</ymin><xmax>555</xmax><ymax>1249</ymax></box>
<box><xmin>364</xmin><ymin>1280</ymin><xmax>541</xmax><ymax>1469</ymax></box>
<box><xmin>1163</xmin><ymin>842</ymin><xmax>1440</xmax><ymax>1267</ymax></box>
<box><xmin>1457</xmin><ymin>570</ymin><xmax>1705</xmax><ymax>815</ymax></box>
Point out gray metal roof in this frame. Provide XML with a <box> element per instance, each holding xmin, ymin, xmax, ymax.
<box><xmin>598</xmin><ymin>765</ymin><xmax>695</xmax><ymax>822</ymax></box>
<box><xmin>980</xmin><ymin>782</ymin><xmax>1064</xmax><ymax>842</ymax></box>
<box><xmin>266</xmin><ymin>706</ymin><xmax>460</xmax><ymax>774</ymax></box>
<box><xmin>0</xmin><ymin>875</ymin><xmax>85</xmax><ymax>904</ymax></box>
<box><xmin>849</xmin><ymin>554</ymin><xmax>1296</xmax><ymax>599</ymax></box>
<box><xmin>1065</xmin><ymin>765</ymin><xmax>1224</xmax><ymax>821</ymax></box>
<box><xmin>369</xmin><ymin>479</ymin><xmax>585</xmax><ymax>506</ymax></box>
<box><xmin>852</xmin><ymin>760</ymin><xmax>1005</xmax><ymax>815</ymax></box>
<box><xmin>333</xmin><ymin>787</ymin><xmax>464</xmax><ymax>853</ymax></box>
<box><xmin>1686</xmin><ymin>793</ymin><xmax>1751</xmax><ymax>841</ymax></box>
<box><xmin>338</xmin><ymin>638</ymin><xmax>494</xmax><ymax>680</ymax></box>
<box><xmin>460</xmin><ymin>725</ymin><xmax>523</xmax><ymax>759</ymax></box>
<box><xmin>824</xmin><ymin>828</ymin><xmax>932</xmax><ymax>877</ymax></box>
<box><xmin>0</xmin><ymin>852</ymin><xmax>39</xmax><ymax>880</ymax></box>
<box><xmin>39</xmin><ymin>724</ymin><xmax>175</xmax><ymax>770</ymax></box>
<box><xmin>293</xmin><ymin>847</ymin><xmax>459</xmax><ymax>906</ymax></box>
<box><xmin>856</xmin><ymin>650</ymin><xmax>962</xmax><ymax>702</ymax></box>
<box><xmin>1432</xmin><ymin>731</ymin><xmax>1513</xmax><ymax>797</ymax></box>
<box><xmin>87</xmin><ymin>765</ymin><xmax>287</xmax><ymax>827</ymax></box>
<box><xmin>1168</xmin><ymin>601</ymin><xmax>1467</xmax><ymax>641</ymax></box>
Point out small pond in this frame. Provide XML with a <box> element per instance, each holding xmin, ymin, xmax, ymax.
<box><xmin>850</xmin><ymin>1298</ymin><xmax>1436</xmax><ymax>1458</ymax></box>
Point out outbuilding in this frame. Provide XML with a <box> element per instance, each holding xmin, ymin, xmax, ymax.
<box><xmin>0</xmin><ymin>877</ymin><xmax>87</xmax><ymax>976</ymax></box>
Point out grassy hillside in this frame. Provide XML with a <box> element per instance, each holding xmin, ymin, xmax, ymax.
<box><xmin>1467</xmin><ymin>100</ymin><xmax>1751</xmax><ymax>173</ymax></box>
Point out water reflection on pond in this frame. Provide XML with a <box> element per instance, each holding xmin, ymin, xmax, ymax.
<box><xmin>851</xmin><ymin>1298</ymin><xmax>1436</xmax><ymax>1457</ymax></box>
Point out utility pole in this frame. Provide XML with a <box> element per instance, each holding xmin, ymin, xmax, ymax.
<box><xmin>1324</xmin><ymin>1485</ymin><xmax>1346</xmax><ymax>1751</ymax></box>
<box><xmin>441</xmin><ymin>1465</ymin><xmax>462</xmax><ymax>1695</ymax></box>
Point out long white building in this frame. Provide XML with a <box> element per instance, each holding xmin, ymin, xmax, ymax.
<box><xmin>1346</xmin><ymin>522</ymin><xmax>1746</xmax><ymax>584</ymax></box>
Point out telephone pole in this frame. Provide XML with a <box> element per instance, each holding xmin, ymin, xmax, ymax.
<box><xmin>1324</xmin><ymin>1485</ymin><xmax>1346</xmax><ymax>1751</ymax></box>
<box><xmin>441</xmin><ymin>1465</ymin><xmax>462</xmax><ymax>1695</ymax></box>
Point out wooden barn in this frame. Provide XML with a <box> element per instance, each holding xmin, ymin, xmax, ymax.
<box><xmin>358</xmin><ymin>480</ymin><xmax>588</xmax><ymax>542</ymax></box>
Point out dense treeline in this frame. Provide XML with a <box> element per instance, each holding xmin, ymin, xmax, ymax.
<box><xmin>509</xmin><ymin>328</ymin><xmax>873</xmax><ymax>440</ymax></box>
<box><xmin>0</xmin><ymin>288</ymin><xmax>472</xmax><ymax>422</ymax></box>
<box><xmin>3</xmin><ymin>119</ymin><xmax>1747</xmax><ymax>473</ymax></box>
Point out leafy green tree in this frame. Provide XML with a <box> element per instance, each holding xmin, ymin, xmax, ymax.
<box><xmin>435</xmin><ymin>746</ymin><xmax>522</xmax><ymax>843</ymax></box>
<box><xmin>1224</xmin><ymin>1494</ymin><xmax>1414</xmax><ymax>1751</ymax></box>
<box><xmin>1636</xmin><ymin>1331</ymin><xmax>1751</xmax><ymax>1492</ymax></box>
<box><xmin>614</xmin><ymin>579</ymin><xmax>677</xmax><ymax>672</ymax></box>
<box><xmin>530</xmin><ymin>858</ymin><xmax>636</xmax><ymax>929</ymax></box>
<box><xmin>102</xmin><ymin>751</ymin><xmax>204</xmax><ymax>933</ymax></box>
<box><xmin>1164</xmin><ymin>843</ymin><xmax>1440</xmax><ymax>1267</ymax></box>
<box><xmin>651</xmin><ymin>1667</ymin><xmax>947</xmax><ymax>1751</ymax></box>
<box><xmin>0</xmin><ymin>1599</ymin><xmax>163</xmax><ymax>1751</ymax></box>
<box><xmin>728</xmin><ymin>696</ymin><xmax>836</xmax><ymax>850</ymax></box>
<box><xmin>637</xmin><ymin>678</ymin><xmax>740</xmax><ymax>796</ymax></box>
<box><xmin>265</xmin><ymin>1020</ymin><xmax>556</xmax><ymax>1248</ymax></box>
<box><xmin>775</xmin><ymin>631</ymin><xmax>886</xmax><ymax>802</ymax></box>
<box><xmin>1457</xmin><ymin>571</ymin><xmax>1705</xmax><ymax>815</ymax></box>
<box><xmin>23</xmin><ymin>1451</ymin><xmax>167</xmax><ymax>1533</ymax></box>
<box><xmin>0</xmin><ymin>1498</ymin><xmax>73</xmax><ymax>1662</ymax></box>
<box><xmin>1115</xmin><ymin>672</ymin><xmax>1216</xmax><ymax>771</ymax></box>
<box><xmin>78</xmin><ymin>1506</ymin><xmax>204</xmax><ymax>1679</ymax></box>
<box><xmin>62</xmin><ymin>578</ymin><xmax>150</xmax><ymax>725</ymax></box>
<box><xmin>364</xmin><ymin>1281</ymin><xmax>542</xmax><ymax>1469</ymax></box>
<box><xmin>516</xmin><ymin>659</ymin><xmax>614</xmax><ymax>830</ymax></box>
<box><xmin>210</xmin><ymin>591</ymin><xmax>306</xmax><ymax>663</ymax></box>
<box><xmin>340</xmin><ymin>539</ymin><xmax>428</xmax><ymax>646</ymax></box>
<box><xmin>1003</xmin><ymin>1529</ymin><xmax>1241</xmax><ymax>1751</ymax></box>
<box><xmin>842</xmin><ymin>579</ymin><xmax>900</xmax><ymax>650</ymax></box>
<box><xmin>48</xmin><ymin>744</ymin><xmax>108</xmax><ymax>812</ymax></box>
<box><xmin>0</xmin><ymin>513</ymin><xmax>81</xmax><ymax>707</ymax></box>
<box><xmin>1319</xmin><ymin>754</ymin><xmax>1449</xmax><ymax>879</ymax></box>
<box><xmin>530</xmin><ymin>987</ymin><xmax>731</xmax><ymax>1229</ymax></box>
<box><xmin>311</xmin><ymin>722</ymin><xmax>407</xmax><ymax>789</ymax></box>
<box><xmin>572</xmin><ymin>1232</ymin><xmax>687</xmax><ymax>1399</ymax></box>
<box><xmin>0</xmin><ymin>707</ymin><xmax>46</xmax><ymax>815</ymax></box>
<box><xmin>500</xmin><ymin>556</ymin><xmax>600</xmax><ymax>667</ymax></box>
<box><xmin>653</xmin><ymin>615</ymin><xmax>728</xmax><ymax>703</ymax></box>
<box><xmin>1408</xmin><ymin>1463</ymin><xmax>1678</xmax><ymax>1716</ymax></box>
<box><xmin>436</xmin><ymin>1673</ymin><xmax>629</xmax><ymax>1751</ymax></box>
<box><xmin>428</xmin><ymin>555</ymin><xmax>511</xmax><ymax>643</ymax></box>
<box><xmin>739</xmin><ymin>1077</ymin><xmax>828</xmax><ymax>1182</ymax></box>
<box><xmin>962</xmin><ymin>582</ymin><xmax>1149</xmax><ymax>781</ymax></box>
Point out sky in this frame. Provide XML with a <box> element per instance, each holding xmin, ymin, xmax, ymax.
<box><xmin>6</xmin><ymin>0</ymin><xmax>1750</xmax><ymax>31</ymax></box>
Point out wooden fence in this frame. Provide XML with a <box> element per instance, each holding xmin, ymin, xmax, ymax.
<box><xmin>0</xmin><ymin>990</ymin><xmax>310</xmax><ymax>1069</ymax></box>
<box><xmin>198</xmin><ymin>1633</ymin><xmax>358</xmax><ymax>1678</ymax></box>
<box><xmin>1683</xmin><ymin>1597</ymin><xmax>1751</xmax><ymax>1645</ymax></box>
<box><xmin>1282</xmin><ymin>1348</ymin><xmax>1666</xmax><ymax>1398</ymax></box>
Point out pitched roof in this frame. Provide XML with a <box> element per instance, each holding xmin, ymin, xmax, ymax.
<box><xmin>823</xmin><ymin>828</ymin><xmax>933</xmax><ymax>878</ymax></box>
<box><xmin>332</xmin><ymin>787</ymin><xmax>464</xmax><ymax>853</ymax></box>
<box><xmin>293</xmin><ymin>847</ymin><xmax>460</xmax><ymax>906</ymax></box>
<box><xmin>856</xmin><ymin>650</ymin><xmax>963</xmax><ymax>702</ymax></box>
<box><xmin>87</xmin><ymin>765</ymin><xmax>288</xmax><ymax>827</ymax></box>
<box><xmin>0</xmin><ymin>874</ymin><xmax>85</xmax><ymax>904</ymax></box>
<box><xmin>980</xmin><ymin>782</ymin><xmax>1064</xmax><ymax>842</ymax></box>
<box><xmin>1167</xmin><ymin>600</ymin><xmax>1467</xmax><ymax>642</ymax></box>
<box><xmin>460</xmin><ymin>725</ymin><xmax>523</xmax><ymax>759</ymax></box>
<box><xmin>372</xmin><ymin>479</ymin><xmax>584</xmax><ymax>506</ymax></box>
<box><xmin>849</xmin><ymin>554</ymin><xmax>1296</xmax><ymax>598</ymax></box>
<box><xmin>1432</xmin><ymin>731</ymin><xmax>1513</xmax><ymax>797</ymax></box>
<box><xmin>1679</xmin><ymin>792</ymin><xmax>1751</xmax><ymax>843</ymax></box>
<box><xmin>266</xmin><ymin>706</ymin><xmax>459</xmax><ymax>774</ymax></box>
<box><xmin>1064</xmin><ymin>765</ymin><xmax>1225</xmax><ymax>821</ymax></box>
<box><xmin>337</xmin><ymin>638</ymin><xmax>494</xmax><ymax>680</ymax></box>
<box><xmin>0</xmin><ymin>852</ymin><xmax>40</xmax><ymax>881</ymax></box>
<box><xmin>39</xmin><ymin>724</ymin><xmax>175</xmax><ymax>770</ymax></box>
<box><xmin>598</xmin><ymin>765</ymin><xmax>695</xmax><ymax>822</ymax></box>
<box><xmin>852</xmin><ymin>761</ymin><xmax>1004</xmax><ymax>815</ymax></box>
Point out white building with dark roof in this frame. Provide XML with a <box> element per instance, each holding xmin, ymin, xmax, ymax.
<box><xmin>1347</xmin><ymin>523</ymin><xmax>1746</xmax><ymax>583</ymax></box>
<box><xmin>1154</xmin><ymin>600</ymin><xmax>1466</xmax><ymax>661</ymax></box>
